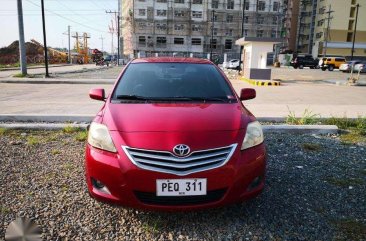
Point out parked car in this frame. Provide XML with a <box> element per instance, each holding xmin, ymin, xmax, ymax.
<box><xmin>321</xmin><ymin>57</ymin><xmax>346</xmax><ymax>71</ymax></box>
<box><xmin>339</xmin><ymin>60</ymin><xmax>363</xmax><ymax>72</ymax></box>
<box><xmin>290</xmin><ymin>56</ymin><xmax>318</xmax><ymax>69</ymax></box>
<box><xmin>85</xmin><ymin>57</ymin><xmax>266</xmax><ymax>210</ymax></box>
<box><xmin>354</xmin><ymin>62</ymin><xmax>366</xmax><ymax>73</ymax></box>
<box><xmin>227</xmin><ymin>59</ymin><xmax>240</xmax><ymax>69</ymax></box>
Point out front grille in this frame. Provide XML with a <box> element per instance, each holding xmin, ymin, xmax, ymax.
<box><xmin>134</xmin><ymin>189</ymin><xmax>227</xmax><ymax>206</ymax></box>
<box><xmin>122</xmin><ymin>144</ymin><xmax>237</xmax><ymax>176</ymax></box>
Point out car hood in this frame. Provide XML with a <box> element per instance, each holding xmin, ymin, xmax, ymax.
<box><xmin>103</xmin><ymin>102</ymin><xmax>251</xmax><ymax>132</ymax></box>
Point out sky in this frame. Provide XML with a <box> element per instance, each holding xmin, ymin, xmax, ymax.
<box><xmin>0</xmin><ymin>0</ymin><xmax>118</xmax><ymax>52</ymax></box>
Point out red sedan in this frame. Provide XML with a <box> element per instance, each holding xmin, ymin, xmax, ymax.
<box><xmin>85</xmin><ymin>57</ymin><xmax>266</xmax><ymax>211</ymax></box>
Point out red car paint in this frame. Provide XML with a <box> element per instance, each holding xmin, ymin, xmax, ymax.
<box><xmin>85</xmin><ymin>57</ymin><xmax>266</xmax><ymax>211</ymax></box>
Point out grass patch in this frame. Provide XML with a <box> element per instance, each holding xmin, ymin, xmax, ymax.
<box><xmin>324</xmin><ymin>177</ymin><xmax>364</xmax><ymax>187</ymax></box>
<box><xmin>0</xmin><ymin>205</ymin><xmax>10</xmax><ymax>214</ymax></box>
<box><xmin>340</xmin><ymin>130</ymin><xmax>366</xmax><ymax>145</ymax></box>
<box><xmin>27</xmin><ymin>135</ymin><xmax>40</xmax><ymax>145</ymax></box>
<box><xmin>286</xmin><ymin>108</ymin><xmax>320</xmax><ymax>125</ymax></box>
<box><xmin>51</xmin><ymin>149</ymin><xmax>60</xmax><ymax>155</ymax></box>
<box><xmin>302</xmin><ymin>142</ymin><xmax>322</xmax><ymax>151</ymax></box>
<box><xmin>0</xmin><ymin>127</ymin><xmax>8</xmax><ymax>135</ymax></box>
<box><xmin>63</xmin><ymin>125</ymin><xmax>82</xmax><ymax>134</ymax></box>
<box><xmin>13</xmin><ymin>73</ymin><xmax>28</xmax><ymax>78</ymax></box>
<box><xmin>75</xmin><ymin>131</ymin><xmax>88</xmax><ymax>142</ymax></box>
<box><xmin>331</xmin><ymin>218</ymin><xmax>366</xmax><ymax>240</ymax></box>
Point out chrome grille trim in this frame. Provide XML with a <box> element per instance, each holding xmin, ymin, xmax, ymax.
<box><xmin>122</xmin><ymin>144</ymin><xmax>237</xmax><ymax>176</ymax></box>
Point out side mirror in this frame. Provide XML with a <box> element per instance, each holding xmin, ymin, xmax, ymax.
<box><xmin>89</xmin><ymin>88</ymin><xmax>105</xmax><ymax>101</ymax></box>
<box><xmin>240</xmin><ymin>88</ymin><xmax>256</xmax><ymax>101</ymax></box>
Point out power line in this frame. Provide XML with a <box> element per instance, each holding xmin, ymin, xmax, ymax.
<box><xmin>25</xmin><ymin>0</ymin><xmax>109</xmax><ymax>33</ymax></box>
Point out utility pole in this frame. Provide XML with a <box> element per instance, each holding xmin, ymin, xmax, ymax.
<box><xmin>351</xmin><ymin>3</ymin><xmax>360</xmax><ymax>60</ymax></box>
<box><xmin>106</xmin><ymin>10</ymin><xmax>120</xmax><ymax>65</ymax></box>
<box><xmin>68</xmin><ymin>25</ymin><xmax>71</xmax><ymax>64</ymax></box>
<box><xmin>238</xmin><ymin>0</ymin><xmax>247</xmax><ymax>73</ymax></box>
<box><xmin>17</xmin><ymin>0</ymin><xmax>27</xmax><ymax>75</ymax></box>
<box><xmin>41</xmin><ymin>0</ymin><xmax>49</xmax><ymax>77</ymax></box>
<box><xmin>99</xmin><ymin>35</ymin><xmax>105</xmax><ymax>52</ymax></box>
<box><xmin>323</xmin><ymin>5</ymin><xmax>334</xmax><ymax>57</ymax></box>
<box><xmin>210</xmin><ymin>10</ymin><xmax>215</xmax><ymax>62</ymax></box>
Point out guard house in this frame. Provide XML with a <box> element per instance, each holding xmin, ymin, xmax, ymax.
<box><xmin>235</xmin><ymin>37</ymin><xmax>282</xmax><ymax>81</ymax></box>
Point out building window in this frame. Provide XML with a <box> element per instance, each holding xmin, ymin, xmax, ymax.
<box><xmin>174</xmin><ymin>38</ymin><xmax>184</xmax><ymax>45</ymax></box>
<box><xmin>244</xmin><ymin>16</ymin><xmax>249</xmax><ymax>23</ymax></box>
<box><xmin>157</xmin><ymin>0</ymin><xmax>167</xmax><ymax>2</ymax></box>
<box><xmin>213</xmin><ymin>28</ymin><xmax>218</xmax><ymax>36</ymax></box>
<box><xmin>138</xmin><ymin>36</ymin><xmax>146</xmax><ymax>45</ymax></box>
<box><xmin>273</xmin><ymin>2</ymin><xmax>279</xmax><ymax>12</ymax></box>
<box><xmin>138</xmin><ymin>22</ymin><xmax>146</xmax><ymax>29</ymax></box>
<box><xmin>210</xmin><ymin>39</ymin><xmax>217</xmax><ymax>49</ymax></box>
<box><xmin>272</xmin><ymin>16</ymin><xmax>278</xmax><ymax>24</ymax></box>
<box><xmin>156</xmin><ymin>23</ymin><xmax>167</xmax><ymax>30</ymax></box>
<box><xmin>316</xmin><ymin>32</ymin><xmax>323</xmax><ymax>39</ymax></box>
<box><xmin>244</xmin><ymin>29</ymin><xmax>248</xmax><ymax>36</ymax></box>
<box><xmin>227</xmin><ymin>0</ymin><xmax>234</xmax><ymax>9</ymax></box>
<box><xmin>174</xmin><ymin>0</ymin><xmax>184</xmax><ymax>3</ymax></box>
<box><xmin>192</xmin><ymin>24</ymin><xmax>201</xmax><ymax>31</ymax></box>
<box><xmin>257</xmin><ymin>30</ymin><xmax>264</xmax><ymax>37</ymax></box>
<box><xmin>138</xmin><ymin>9</ymin><xmax>146</xmax><ymax>16</ymax></box>
<box><xmin>258</xmin><ymin>1</ymin><xmax>266</xmax><ymax>11</ymax></box>
<box><xmin>213</xmin><ymin>14</ymin><xmax>218</xmax><ymax>21</ymax></box>
<box><xmin>271</xmin><ymin>29</ymin><xmax>277</xmax><ymax>38</ymax></box>
<box><xmin>156</xmin><ymin>10</ymin><xmax>167</xmax><ymax>16</ymax></box>
<box><xmin>257</xmin><ymin>16</ymin><xmax>265</xmax><ymax>24</ymax></box>
<box><xmin>192</xmin><ymin>38</ymin><xmax>202</xmax><ymax>45</ymax></box>
<box><xmin>227</xmin><ymin>14</ymin><xmax>233</xmax><ymax>22</ymax></box>
<box><xmin>192</xmin><ymin>11</ymin><xmax>203</xmax><ymax>18</ymax></box>
<box><xmin>174</xmin><ymin>24</ymin><xmax>185</xmax><ymax>31</ymax></box>
<box><xmin>156</xmin><ymin>37</ymin><xmax>167</xmax><ymax>47</ymax></box>
<box><xmin>174</xmin><ymin>10</ymin><xmax>185</xmax><ymax>17</ymax></box>
<box><xmin>317</xmin><ymin>19</ymin><xmax>324</xmax><ymax>26</ymax></box>
<box><xmin>319</xmin><ymin>7</ymin><xmax>326</xmax><ymax>14</ymax></box>
<box><xmin>212</xmin><ymin>0</ymin><xmax>219</xmax><ymax>9</ymax></box>
<box><xmin>226</xmin><ymin>29</ymin><xmax>233</xmax><ymax>36</ymax></box>
<box><xmin>225</xmin><ymin>39</ymin><xmax>232</xmax><ymax>49</ymax></box>
<box><xmin>193</xmin><ymin>0</ymin><xmax>202</xmax><ymax>4</ymax></box>
<box><xmin>245</xmin><ymin>1</ymin><xmax>249</xmax><ymax>10</ymax></box>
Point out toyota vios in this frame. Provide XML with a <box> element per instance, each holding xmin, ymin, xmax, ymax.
<box><xmin>85</xmin><ymin>57</ymin><xmax>266</xmax><ymax>210</ymax></box>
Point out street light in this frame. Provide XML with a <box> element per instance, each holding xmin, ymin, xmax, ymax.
<box><xmin>351</xmin><ymin>3</ymin><xmax>360</xmax><ymax>60</ymax></box>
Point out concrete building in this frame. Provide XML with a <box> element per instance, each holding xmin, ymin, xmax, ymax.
<box><xmin>120</xmin><ymin>0</ymin><xmax>285</xmax><ymax>58</ymax></box>
<box><xmin>282</xmin><ymin>0</ymin><xmax>300</xmax><ymax>52</ymax></box>
<box><xmin>297</xmin><ymin>0</ymin><xmax>366</xmax><ymax>58</ymax></box>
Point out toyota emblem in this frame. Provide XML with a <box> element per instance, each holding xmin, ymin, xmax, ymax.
<box><xmin>173</xmin><ymin>144</ymin><xmax>190</xmax><ymax>157</ymax></box>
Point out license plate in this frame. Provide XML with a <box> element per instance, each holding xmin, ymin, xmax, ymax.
<box><xmin>156</xmin><ymin>178</ymin><xmax>207</xmax><ymax>196</ymax></box>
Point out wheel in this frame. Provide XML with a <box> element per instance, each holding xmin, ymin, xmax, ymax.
<box><xmin>321</xmin><ymin>68</ymin><xmax>326</xmax><ymax>71</ymax></box>
<box><xmin>293</xmin><ymin>66</ymin><xmax>298</xmax><ymax>69</ymax></box>
<box><xmin>310</xmin><ymin>66</ymin><xmax>314</xmax><ymax>69</ymax></box>
<box><xmin>328</xmin><ymin>65</ymin><xmax>334</xmax><ymax>71</ymax></box>
<box><xmin>315</xmin><ymin>65</ymin><xmax>320</xmax><ymax>69</ymax></box>
<box><xmin>299</xmin><ymin>65</ymin><xmax>304</xmax><ymax>69</ymax></box>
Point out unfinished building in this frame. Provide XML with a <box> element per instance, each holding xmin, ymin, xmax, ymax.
<box><xmin>121</xmin><ymin>0</ymin><xmax>285</xmax><ymax>57</ymax></box>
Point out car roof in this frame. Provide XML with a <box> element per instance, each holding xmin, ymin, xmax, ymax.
<box><xmin>131</xmin><ymin>57</ymin><xmax>213</xmax><ymax>64</ymax></box>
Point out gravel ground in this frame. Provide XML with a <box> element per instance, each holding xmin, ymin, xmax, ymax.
<box><xmin>0</xmin><ymin>130</ymin><xmax>365</xmax><ymax>241</ymax></box>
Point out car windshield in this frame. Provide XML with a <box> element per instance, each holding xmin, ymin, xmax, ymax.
<box><xmin>112</xmin><ymin>63</ymin><xmax>236</xmax><ymax>103</ymax></box>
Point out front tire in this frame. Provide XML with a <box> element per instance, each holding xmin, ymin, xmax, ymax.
<box><xmin>328</xmin><ymin>65</ymin><xmax>334</xmax><ymax>71</ymax></box>
<box><xmin>299</xmin><ymin>65</ymin><xmax>304</xmax><ymax>69</ymax></box>
<box><xmin>321</xmin><ymin>68</ymin><xmax>326</xmax><ymax>71</ymax></box>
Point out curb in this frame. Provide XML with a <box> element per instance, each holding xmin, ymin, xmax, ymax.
<box><xmin>0</xmin><ymin>122</ymin><xmax>338</xmax><ymax>134</ymax></box>
<box><xmin>0</xmin><ymin>114</ymin><xmax>94</xmax><ymax>123</ymax></box>
<box><xmin>0</xmin><ymin>123</ymin><xmax>88</xmax><ymax>130</ymax></box>
<box><xmin>0</xmin><ymin>79</ymin><xmax>115</xmax><ymax>85</ymax></box>
<box><xmin>241</xmin><ymin>77</ymin><xmax>281</xmax><ymax>86</ymax></box>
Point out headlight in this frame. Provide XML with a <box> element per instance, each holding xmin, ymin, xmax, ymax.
<box><xmin>87</xmin><ymin>122</ymin><xmax>117</xmax><ymax>152</ymax></box>
<box><xmin>241</xmin><ymin>121</ymin><xmax>264</xmax><ymax>150</ymax></box>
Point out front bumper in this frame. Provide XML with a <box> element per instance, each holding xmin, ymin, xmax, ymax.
<box><xmin>85</xmin><ymin>143</ymin><xmax>266</xmax><ymax>211</ymax></box>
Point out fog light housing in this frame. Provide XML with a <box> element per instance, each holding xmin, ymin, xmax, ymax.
<box><xmin>91</xmin><ymin>178</ymin><xmax>111</xmax><ymax>195</ymax></box>
<box><xmin>247</xmin><ymin>176</ymin><xmax>262</xmax><ymax>191</ymax></box>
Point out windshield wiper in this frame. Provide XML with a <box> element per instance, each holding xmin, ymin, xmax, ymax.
<box><xmin>116</xmin><ymin>95</ymin><xmax>150</xmax><ymax>100</ymax></box>
<box><xmin>181</xmin><ymin>97</ymin><xmax>230</xmax><ymax>102</ymax></box>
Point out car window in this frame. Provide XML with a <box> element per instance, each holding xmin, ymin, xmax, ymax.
<box><xmin>112</xmin><ymin>63</ymin><xmax>236</xmax><ymax>102</ymax></box>
<box><xmin>335</xmin><ymin>58</ymin><xmax>345</xmax><ymax>62</ymax></box>
<box><xmin>327</xmin><ymin>58</ymin><xmax>332</xmax><ymax>61</ymax></box>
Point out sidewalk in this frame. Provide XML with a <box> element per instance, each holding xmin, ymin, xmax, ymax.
<box><xmin>0</xmin><ymin>78</ymin><xmax>365</xmax><ymax>122</ymax></box>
